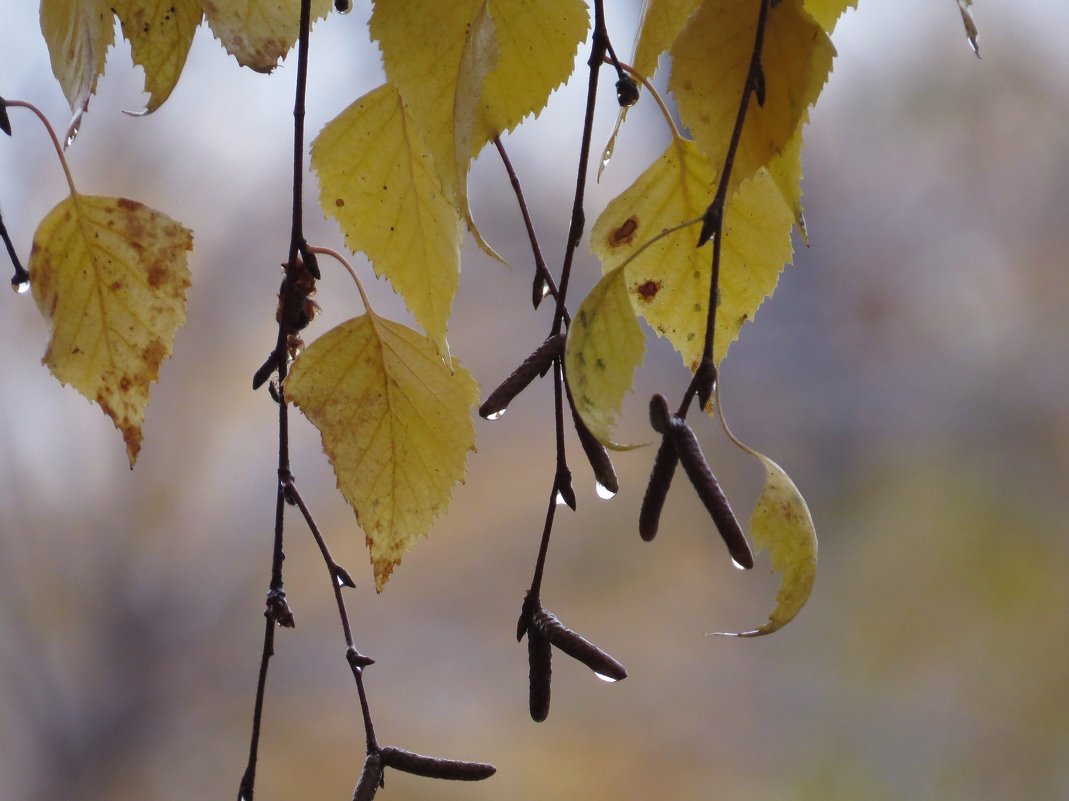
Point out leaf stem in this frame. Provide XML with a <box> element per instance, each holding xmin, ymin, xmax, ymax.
<box><xmin>4</xmin><ymin>100</ymin><xmax>78</xmax><ymax>197</ymax></box>
<box><xmin>610</xmin><ymin>59</ymin><xmax>682</xmax><ymax>142</ymax></box>
<box><xmin>308</xmin><ymin>244</ymin><xmax>374</xmax><ymax>315</ymax></box>
<box><xmin>713</xmin><ymin>380</ymin><xmax>757</xmax><ymax>458</ymax></box>
<box><xmin>492</xmin><ymin>136</ymin><xmax>568</xmax><ymax>322</ymax></box>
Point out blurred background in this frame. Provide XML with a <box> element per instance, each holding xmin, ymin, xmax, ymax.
<box><xmin>1</xmin><ymin>2</ymin><xmax>1067</xmax><ymax>799</ymax></box>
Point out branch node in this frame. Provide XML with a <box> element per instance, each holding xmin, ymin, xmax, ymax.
<box><xmin>265</xmin><ymin>588</ymin><xmax>295</xmax><ymax>628</ymax></box>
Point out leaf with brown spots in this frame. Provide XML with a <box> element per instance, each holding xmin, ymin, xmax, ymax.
<box><xmin>590</xmin><ymin>138</ymin><xmax>794</xmax><ymax>368</ymax></box>
<box><xmin>29</xmin><ymin>194</ymin><xmax>193</xmax><ymax>466</ymax></box>
<box><xmin>113</xmin><ymin>0</ymin><xmax>203</xmax><ymax>113</ymax></box>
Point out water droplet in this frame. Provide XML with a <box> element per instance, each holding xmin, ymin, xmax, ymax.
<box><xmin>486</xmin><ymin>408</ymin><xmax>506</xmax><ymax>421</ymax></box>
<box><xmin>335</xmin><ymin>574</ymin><xmax>346</xmax><ymax>587</ymax></box>
<box><xmin>594</xmin><ymin>672</ymin><xmax>619</xmax><ymax>683</ymax></box>
<box><xmin>13</xmin><ymin>280</ymin><xmax>30</xmax><ymax>295</ymax></box>
<box><xmin>595</xmin><ymin>481</ymin><xmax>616</xmax><ymax>500</ymax></box>
<box><xmin>554</xmin><ymin>491</ymin><xmax>567</xmax><ymax>506</ymax></box>
<box><xmin>731</xmin><ymin>557</ymin><xmax>747</xmax><ymax>571</ymax></box>
<box><xmin>334</xmin><ymin>0</ymin><xmax>352</xmax><ymax>12</ymax></box>
<box><xmin>539</xmin><ymin>280</ymin><xmax>551</xmax><ymax>299</ymax></box>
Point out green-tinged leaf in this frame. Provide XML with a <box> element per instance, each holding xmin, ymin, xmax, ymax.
<box><xmin>202</xmin><ymin>0</ymin><xmax>330</xmax><ymax>72</ymax></box>
<box><xmin>40</xmin><ymin>0</ymin><xmax>115</xmax><ymax>115</ymax></box>
<box><xmin>719</xmin><ymin>453</ymin><xmax>817</xmax><ymax>636</ymax></box>
<box><xmin>669</xmin><ymin>0</ymin><xmax>834</xmax><ymax>193</ymax></box>
<box><xmin>312</xmin><ymin>83</ymin><xmax>463</xmax><ymax>357</ymax></box>
<box><xmin>29</xmin><ymin>195</ymin><xmax>193</xmax><ymax>465</ymax></box>
<box><xmin>591</xmin><ymin>139</ymin><xmax>794</xmax><ymax>369</ymax></box>
<box><xmin>113</xmin><ymin>0</ymin><xmax>203</xmax><ymax>113</ymax></box>
<box><xmin>286</xmin><ymin>313</ymin><xmax>479</xmax><ymax>591</ymax></box>
<box><xmin>564</xmin><ymin>265</ymin><xmax>646</xmax><ymax>447</ymax></box>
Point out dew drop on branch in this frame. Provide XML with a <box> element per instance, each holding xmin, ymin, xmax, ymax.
<box><xmin>12</xmin><ymin>280</ymin><xmax>29</xmax><ymax>295</ymax></box>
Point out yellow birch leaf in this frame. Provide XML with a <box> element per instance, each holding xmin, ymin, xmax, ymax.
<box><xmin>312</xmin><ymin>83</ymin><xmax>462</xmax><ymax>357</ymax></box>
<box><xmin>563</xmin><ymin>265</ymin><xmax>646</xmax><ymax>447</ymax></box>
<box><xmin>767</xmin><ymin>121</ymin><xmax>808</xmax><ymax>242</ymax></box>
<box><xmin>719</xmin><ymin>452</ymin><xmax>817</xmax><ymax>636</ymax></box>
<box><xmin>591</xmin><ymin>138</ymin><xmax>794</xmax><ymax>369</ymax></box>
<box><xmin>669</xmin><ymin>0</ymin><xmax>834</xmax><ymax>193</ymax></box>
<box><xmin>285</xmin><ymin>313</ymin><xmax>478</xmax><ymax>591</ymax></box>
<box><xmin>113</xmin><ymin>0</ymin><xmax>203</xmax><ymax>113</ymax></box>
<box><xmin>370</xmin><ymin>0</ymin><xmax>488</xmax><ymax>208</ymax></box>
<box><xmin>40</xmin><ymin>0</ymin><xmax>115</xmax><ymax>115</ymax></box>
<box><xmin>473</xmin><ymin>0</ymin><xmax>589</xmax><ymax>141</ymax></box>
<box><xmin>202</xmin><ymin>0</ymin><xmax>330</xmax><ymax>72</ymax></box>
<box><xmin>631</xmin><ymin>0</ymin><xmax>702</xmax><ymax>82</ymax></box>
<box><xmin>803</xmin><ymin>0</ymin><xmax>858</xmax><ymax>33</ymax></box>
<box><xmin>370</xmin><ymin>0</ymin><xmax>588</xmax><ymax>227</ymax></box>
<box><xmin>453</xmin><ymin>1</ymin><xmax>499</xmax><ymax>226</ymax></box>
<box><xmin>29</xmin><ymin>195</ymin><xmax>193</xmax><ymax>466</ymax></box>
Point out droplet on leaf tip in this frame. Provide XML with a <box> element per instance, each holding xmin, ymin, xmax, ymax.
<box><xmin>595</xmin><ymin>481</ymin><xmax>617</xmax><ymax>500</ymax></box>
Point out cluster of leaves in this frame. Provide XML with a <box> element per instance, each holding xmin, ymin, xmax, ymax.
<box><xmin>0</xmin><ymin>0</ymin><xmax>982</xmax><ymax>798</ymax></box>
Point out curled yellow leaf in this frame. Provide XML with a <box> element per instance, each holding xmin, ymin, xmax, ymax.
<box><xmin>29</xmin><ymin>195</ymin><xmax>193</xmax><ymax>466</ymax></box>
<box><xmin>285</xmin><ymin>313</ymin><xmax>478</xmax><ymax>591</ymax></box>
<box><xmin>40</xmin><ymin>0</ymin><xmax>115</xmax><ymax>116</ymax></box>
<box><xmin>563</xmin><ymin>265</ymin><xmax>646</xmax><ymax>448</ymax></box>
<box><xmin>719</xmin><ymin>453</ymin><xmax>817</xmax><ymax>637</ymax></box>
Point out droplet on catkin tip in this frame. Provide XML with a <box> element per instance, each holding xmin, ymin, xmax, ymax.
<box><xmin>595</xmin><ymin>481</ymin><xmax>617</xmax><ymax>500</ymax></box>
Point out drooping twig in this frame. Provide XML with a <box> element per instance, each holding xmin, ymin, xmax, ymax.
<box><xmin>681</xmin><ymin>0</ymin><xmax>772</xmax><ymax>419</ymax></box>
<box><xmin>237</xmin><ymin>1</ymin><xmax>316</xmax><ymax>798</ymax></box>
<box><xmin>0</xmin><ymin>208</ymin><xmax>29</xmax><ymax>289</ymax></box>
